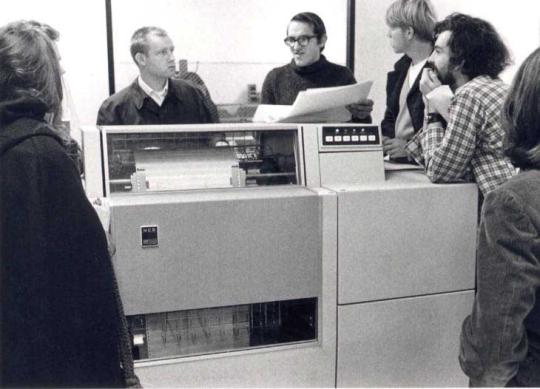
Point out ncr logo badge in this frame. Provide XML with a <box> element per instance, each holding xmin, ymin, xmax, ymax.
<box><xmin>141</xmin><ymin>225</ymin><xmax>158</xmax><ymax>248</ymax></box>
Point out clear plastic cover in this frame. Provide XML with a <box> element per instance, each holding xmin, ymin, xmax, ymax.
<box><xmin>128</xmin><ymin>298</ymin><xmax>317</xmax><ymax>360</ymax></box>
<box><xmin>105</xmin><ymin>129</ymin><xmax>299</xmax><ymax>194</ymax></box>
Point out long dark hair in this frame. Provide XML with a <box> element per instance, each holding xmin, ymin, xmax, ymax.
<box><xmin>0</xmin><ymin>20</ymin><xmax>63</xmax><ymax>122</ymax></box>
<box><xmin>435</xmin><ymin>13</ymin><xmax>511</xmax><ymax>79</ymax></box>
<box><xmin>502</xmin><ymin>47</ymin><xmax>540</xmax><ymax>169</ymax></box>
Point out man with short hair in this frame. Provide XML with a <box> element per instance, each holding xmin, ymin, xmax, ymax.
<box><xmin>406</xmin><ymin>13</ymin><xmax>515</xmax><ymax>196</ymax></box>
<box><xmin>382</xmin><ymin>0</ymin><xmax>437</xmax><ymax>160</ymax></box>
<box><xmin>261</xmin><ymin>12</ymin><xmax>373</xmax><ymax>122</ymax></box>
<box><xmin>97</xmin><ymin>26</ymin><xmax>215</xmax><ymax>125</ymax></box>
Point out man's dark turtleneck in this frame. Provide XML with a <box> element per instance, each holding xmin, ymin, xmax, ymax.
<box><xmin>261</xmin><ymin>54</ymin><xmax>357</xmax><ymax>105</ymax></box>
<box><xmin>290</xmin><ymin>55</ymin><xmax>329</xmax><ymax>75</ymax></box>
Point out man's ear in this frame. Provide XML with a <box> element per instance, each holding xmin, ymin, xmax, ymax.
<box><xmin>134</xmin><ymin>52</ymin><xmax>146</xmax><ymax>67</ymax></box>
<box><xmin>318</xmin><ymin>34</ymin><xmax>328</xmax><ymax>48</ymax></box>
<box><xmin>451</xmin><ymin>59</ymin><xmax>465</xmax><ymax>74</ymax></box>
<box><xmin>405</xmin><ymin>26</ymin><xmax>415</xmax><ymax>40</ymax></box>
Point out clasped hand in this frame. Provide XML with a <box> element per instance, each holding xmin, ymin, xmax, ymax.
<box><xmin>383</xmin><ymin>136</ymin><xmax>409</xmax><ymax>159</ymax></box>
<box><xmin>419</xmin><ymin>68</ymin><xmax>442</xmax><ymax>97</ymax></box>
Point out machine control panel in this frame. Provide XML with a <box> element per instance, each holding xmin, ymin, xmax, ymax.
<box><xmin>322</xmin><ymin>125</ymin><xmax>379</xmax><ymax>146</ymax></box>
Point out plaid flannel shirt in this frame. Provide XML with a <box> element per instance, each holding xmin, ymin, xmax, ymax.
<box><xmin>406</xmin><ymin>76</ymin><xmax>516</xmax><ymax>196</ymax></box>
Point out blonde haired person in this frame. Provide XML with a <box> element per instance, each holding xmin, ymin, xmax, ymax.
<box><xmin>382</xmin><ymin>0</ymin><xmax>437</xmax><ymax>161</ymax></box>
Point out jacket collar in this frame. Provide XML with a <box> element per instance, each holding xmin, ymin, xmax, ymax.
<box><xmin>391</xmin><ymin>55</ymin><xmax>413</xmax><ymax>73</ymax></box>
<box><xmin>129</xmin><ymin>78</ymin><xmax>184</xmax><ymax>110</ymax></box>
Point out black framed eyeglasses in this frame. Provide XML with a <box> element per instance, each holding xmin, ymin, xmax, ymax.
<box><xmin>283</xmin><ymin>35</ymin><xmax>317</xmax><ymax>47</ymax></box>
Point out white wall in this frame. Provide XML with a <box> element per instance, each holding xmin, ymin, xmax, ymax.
<box><xmin>3</xmin><ymin>1</ymin><xmax>347</xmax><ymax>124</ymax></box>
<box><xmin>355</xmin><ymin>0</ymin><xmax>540</xmax><ymax>124</ymax></box>
<box><xmin>2</xmin><ymin>0</ymin><xmax>109</xmax><ymax>128</ymax></box>
<box><xmin>110</xmin><ymin>0</ymin><xmax>348</xmax><ymax>104</ymax></box>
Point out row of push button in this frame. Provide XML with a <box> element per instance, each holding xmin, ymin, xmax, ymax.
<box><xmin>325</xmin><ymin>135</ymin><xmax>377</xmax><ymax>143</ymax></box>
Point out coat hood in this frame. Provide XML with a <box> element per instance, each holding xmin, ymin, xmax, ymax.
<box><xmin>0</xmin><ymin>97</ymin><xmax>61</xmax><ymax>156</ymax></box>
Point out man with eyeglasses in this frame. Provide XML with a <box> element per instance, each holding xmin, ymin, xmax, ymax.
<box><xmin>261</xmin><ymin>12</ymin><xmax>373</xmax><ymax>122</ymax></box>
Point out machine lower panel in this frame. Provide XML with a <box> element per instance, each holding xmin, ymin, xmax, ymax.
<box><xmin>128</xmin><ymin>297</ymin><xmax>317</xmax><ymax>360</ymax></box>
<box><xmin>337</xmin><ymin>291</ymin><xmax>474</xmax><ymax>387</ymax></box>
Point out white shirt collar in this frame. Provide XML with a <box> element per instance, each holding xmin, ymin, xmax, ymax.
<box><xmin>138</xmin><ymin>76</ymin><xmax>169</xmax><ymax>106</ymax></box>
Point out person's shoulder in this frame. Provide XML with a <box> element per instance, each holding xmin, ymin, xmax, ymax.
<box><xmin>486</xmin><ymin>170</ymin><xmax>540</xmax><ymax>210</ymax></box>
<box><xmin>499</xmin><ymin>170</ymin><xmax>540</xmax><ymax>195</ymax></box>
<box><xmin>168</xmin><ymin>78</ymin><xmax>208</xmax><ymax>103</ymax></box>
<box><xmin>460</xmin><ymin>76</ymin><xmax>507</xmax><ymax>97</ymax></box>
<box><xmin>170</xmin><ymin>77</ymin><xmax>202</xmax><ymax>93</ymax></box>
<box><xmin>388</xmin><ymin>55</ymin><xmax>411</xmax><ymax>72</ymax></box>
<box><xmin>265</xmin><ymin>63</ymin><xmax>291</xmax><ymax>79</ymax></box>
<box><xmin>97</xmin><ymin>81</ymin><xmax>141</xmax><ymax>125</ymax></box>
<box><xmin>396</xmin><ymin>55</ymin><xmax>412</xmax><ymax>66</ymax></box>
<box><xmin>324</xmin><ymin>58</ymin><xmax>353</xmax><ymax>74</ymax></box>
<box><xmin>2</xmin><ymin>122</ymin><xmax>66</xmax><ymax>166</ymax></box>
<box><xmin>322</xmin><ymin>58</ymin><xmax>355</xmax><ymax>84</ymax></box>
<box><xmin>100</xmin><ymin>81</ymin><xmax>139</xmax><ymax>108</ymax></box>
<box><xmin>454</xmin><ymin>76</ymin><xmax>507</xmax><ymax>108</ymax></box>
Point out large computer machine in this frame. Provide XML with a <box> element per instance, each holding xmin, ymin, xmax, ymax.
<box><xmin>81</xmin><ymin>122</ymin><xmax>477</xmax><ymax>387</ymax></box>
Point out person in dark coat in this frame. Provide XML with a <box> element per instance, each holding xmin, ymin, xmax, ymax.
<box><xmin>0</xmin><ymin>20</ymin><xmax>137</xmax><ymax>388</ymax></box>
<box><xmin>459</xmin><ymin>47</ymin><xmax>540</xmax><ymax>387</ymax></box>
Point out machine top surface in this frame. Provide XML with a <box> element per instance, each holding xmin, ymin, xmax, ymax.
<box><xmin>323</xmin><ymin>170</ymin><xmax>478</xmax><ymax>192</ymax></box>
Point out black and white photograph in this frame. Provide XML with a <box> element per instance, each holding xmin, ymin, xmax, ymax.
<box><xmin>1</xmin><ymin>0</ymin><xmax>539</xmax><ymax>387</ymax></box>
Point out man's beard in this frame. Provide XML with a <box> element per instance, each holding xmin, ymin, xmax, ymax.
<box><xmin>437</xmin><ymin>69</ymin><xmax>456</xmax><ymax>87</ymax></box>
<box><xmin>429</xmin><ymin>62</ymin><xmax>456</xmax><ymax>88</ymax></box>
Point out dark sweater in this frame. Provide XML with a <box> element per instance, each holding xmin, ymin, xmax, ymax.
<box><xmin>261</xmin><ymin>55</ymin><xmax>356</xmax><ymax>105</ymax></box>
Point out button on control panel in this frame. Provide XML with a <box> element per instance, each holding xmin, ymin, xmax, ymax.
<box><xmin>322</xmin><ymin>125</ymin><xmax>380</xmax><ymax>146</ymax></box>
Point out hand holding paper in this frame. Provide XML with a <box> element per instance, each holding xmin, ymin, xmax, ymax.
<box><xmin>253</xmin><ymin>80</ymin><xmax>373</xmax><ymax>123</ymax></box>
<box><xmin>346</xmin><ymin>98</ymin><xmax>374</xmax><ymax>120</ymax></box>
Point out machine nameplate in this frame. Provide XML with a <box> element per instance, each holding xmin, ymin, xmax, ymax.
<box><xmin>141</xmin><ymin>225</ymin><xmax>158</xmax><ymax>248</ymax></box>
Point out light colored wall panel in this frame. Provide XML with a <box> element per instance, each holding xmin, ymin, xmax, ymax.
<box><xmin>1</xmin><ymin>0</ymin><xmax>109</xmax><ymax>128</ymax></box>
<box><xmin>337</xmin><ymin>291</ymin><xmax>474</xmax><ymax>387</ymax></box>
<box><xmin>336</xmin><ymin>180</ymin><xmax>477</xmax><ymax>304</ymax></box>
